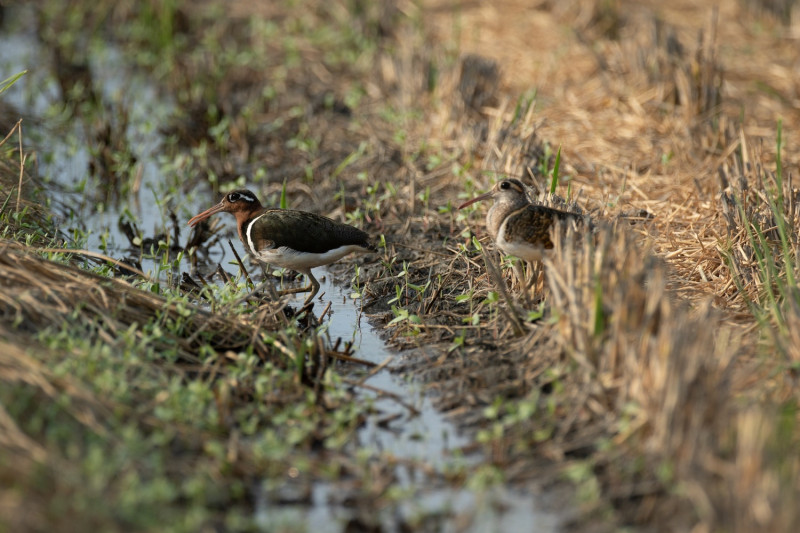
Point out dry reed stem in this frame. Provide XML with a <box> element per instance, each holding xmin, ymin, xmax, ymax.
<box><xmin>0</xmin><ymin>239</ymin><xmax>290</xmax><ymax>368</ymax></box>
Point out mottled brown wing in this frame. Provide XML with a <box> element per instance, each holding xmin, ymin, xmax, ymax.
<box><xmin>505</xmin><ymin>205</ymin><xmax>585</xmax><ymax>249</ymax></box>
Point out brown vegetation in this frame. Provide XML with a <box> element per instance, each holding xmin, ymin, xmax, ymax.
<box><xmin>355</xmin><ymin>0</ymin><xmax>800</xmax><ymax>530</ymax></box>
<box><xmin>3</xmin><ymin>0</ymin><xmax>800</xmax><ymax>531</ymax></box>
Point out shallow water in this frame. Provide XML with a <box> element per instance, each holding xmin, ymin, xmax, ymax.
<box><xmin>258</xmin><ymin>278</ymin><xmax>559</xmax><ymax>532</ymax></box>
<box><xmin>1</xmin><ymin>9</ymin><xmax>560</xmax><ymax>531</ymax></box>
<box><xmin>168</xmin><ymin>223</ymin><xmax>559</xmax><ymax>528</ymax></box>
<box><xmin>1</xmin><ymin>23</ymin><xmax>179</xmax><ymax>278</ymax></box>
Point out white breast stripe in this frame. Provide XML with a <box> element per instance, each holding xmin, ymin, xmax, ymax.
<box><xmin>245</xmin><ymin>213</ymin><xmax>269</xmax><ymax>255</ymax></box>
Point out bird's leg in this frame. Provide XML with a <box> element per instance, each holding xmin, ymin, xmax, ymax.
<box><xmin>276</xmin><ymin>270</ymin><xmax>320</xmax><ymax>305</ymax></box>
<box><xmin>512</xmin><ymin>260</ymin><xmax>533</xmax><ymax>308</ymax></box>
<box><xmin>524</xmin><ymin>262</ymin><xmax>543</xmax><ymax>304</ymax></box>
<box><xmin>301</xmin><ymin>270</ymin><xmax>320</xmax><ymax>305</ymax></box>
<box><xmin>277</xmin><ymin>269</ymin><xmax>312</xmax><ymax>294</ymax></box>
<box><xmin>511</xmin><ymin>259</ymin><xmax>527</xmax><ymax>290</ymax></box>
<box><xmin>278</xmin><ymin>285</ymin><xmax>312</xmax><ymax>295</ymax></box>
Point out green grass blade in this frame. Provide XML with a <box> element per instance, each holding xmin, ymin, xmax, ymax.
<box><xmin>0</xmin><ymin>70</ymin><xmax>28</xmax><ymax>96</ymax></box>
<box><xmin>592</xmin><ymin>273</ymin><xmax>605</xmax><ymax>338</ymax></box>
<box><xmin>550</xmin><ymin>145</ymin><xmax>562</xmax><ymax>194</ymax></box>
<box><xmin>331</xmin><ymin>142</ymin><xmax>365</xmax><ymax>179</ymax></box>
<box><xmin>776</xmin><ymin>119</ymin><xmax>783</xmax><ymax>201</ymax></box>
<box><xmin>0</xmin><ymin>187</ymin><xmax>15</xmax><ymax>217</ymax></box>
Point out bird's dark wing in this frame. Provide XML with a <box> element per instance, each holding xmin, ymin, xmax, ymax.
<box><xmin>251</xmin><ymin>210</ymin><xmax>373</xmax><ymax>253</ymax></box>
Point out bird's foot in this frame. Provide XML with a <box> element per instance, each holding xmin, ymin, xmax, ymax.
<box><xmin>277</xmin><ymin>285</ymin><xmax>313</xmax><ymax>296</ymax></box>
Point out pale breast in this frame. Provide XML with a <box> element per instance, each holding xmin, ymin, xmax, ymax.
<box><xmin>496</xmin><ymin>229</ymin><xmax>546</xmax><ymax>262</ymax></box>
<box><xmin>253</xmin><ymin>244</ymin><xmax>369</xmax><ymax>270</ymax></box>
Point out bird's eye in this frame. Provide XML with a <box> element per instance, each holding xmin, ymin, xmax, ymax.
<box><xmin>228</xmin><ymin>192</ymin><xmax>240</xmax><ymax>202</ymax></box>
<box><xmin>500</xmin><ymin>181</ymin><xmax>511</xmax><ymax>190</ymax></box>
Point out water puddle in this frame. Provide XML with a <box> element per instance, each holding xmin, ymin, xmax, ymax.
<box><xmin>1</xmin><ymin>8</ymin><xmax>560</xmax><ymax>531</ymax></box>
<box><xmin>1</xmin><ymin>14</ymin><xmax>186</xmax><ymax>280</ymax></box>
<box><xmin>261</xmin><ymin>279</ymin><xmax>561</xmax><ymax>532</ymax></box>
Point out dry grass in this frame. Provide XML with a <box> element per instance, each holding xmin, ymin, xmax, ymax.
<box><xmin>4</xmin><ymin>0</ymin><xmax>800</xmax><ymax>530</ymax></box>
<box><xmin>355</xmin><ymin>0</ymin><xmax>800</xmax><ymax>530</ymax></box>
<box><xmin>0</xmin><ymin>240</ymin><xmax>283</xmax><ymax>364</ymax></box>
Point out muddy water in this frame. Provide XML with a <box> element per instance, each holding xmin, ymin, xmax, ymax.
<box><xmin>1</xmin><ymin>11</ymin><xmax>560</xmax><ymax>532</ymax></box>
<box><xmin>1</xmin><ymin>25</ymin><xmax>179</xmax><ymax>280</ymax></box>
<box><xmin>260</xmin><ymin>281</ymin><xmax>561</xmax><ymax>532</ymax></box>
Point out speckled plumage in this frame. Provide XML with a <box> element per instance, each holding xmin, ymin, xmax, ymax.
<box><xmin>188</xmin><ymin>189</ymin><xmax>375</xmax><ymax>304</ymax></box>
<box><xmin>459</xmin><ymin>179</ymin><xmax>588</xmax><ymax>297</ymax></box>
<box><xmin>460</xmin><ymin>179</ymin><xmax>586</xmax><ymax>262</ymax></box>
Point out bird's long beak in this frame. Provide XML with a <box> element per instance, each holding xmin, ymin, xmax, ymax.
<box><xmin>458</xmin><ymin>191</ymin><xmax>493</xmax><ymax>210</ymax></box>
<box><xmin>188</xmin><ymin>201</ymin><xmax>226</xmax><ymax>227</ymax></box>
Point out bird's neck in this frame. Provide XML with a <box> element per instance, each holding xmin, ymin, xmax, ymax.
<box><xmin>236</xmin><ymin>210</ymin><xmax>265</xmax><ymax>253</ymax></box>
<box><xmin>487</xmin><ymin>199</ymin><xmax>523</xmax><ymax>239</ymax></box>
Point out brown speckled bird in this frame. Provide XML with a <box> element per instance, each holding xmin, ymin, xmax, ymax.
<box><xmin>459</xmin><ymin>178</ymin><xmax>588</xmax><ymax>288</ymax></box>
<box><xmin>188</xmin><ymin>189</ymin><xmax>376</xmax><ymax>304</ymax></box>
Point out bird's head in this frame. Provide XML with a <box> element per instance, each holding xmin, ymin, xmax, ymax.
<box><xmin>458</xmin><ymin>179</ymin><xmax>529</xmax><ymax>210</ymax></box>
<box><xmin>188</xmin><ymin>189</ymin><xmax>264</xmax><ymax>227</ymax></box>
